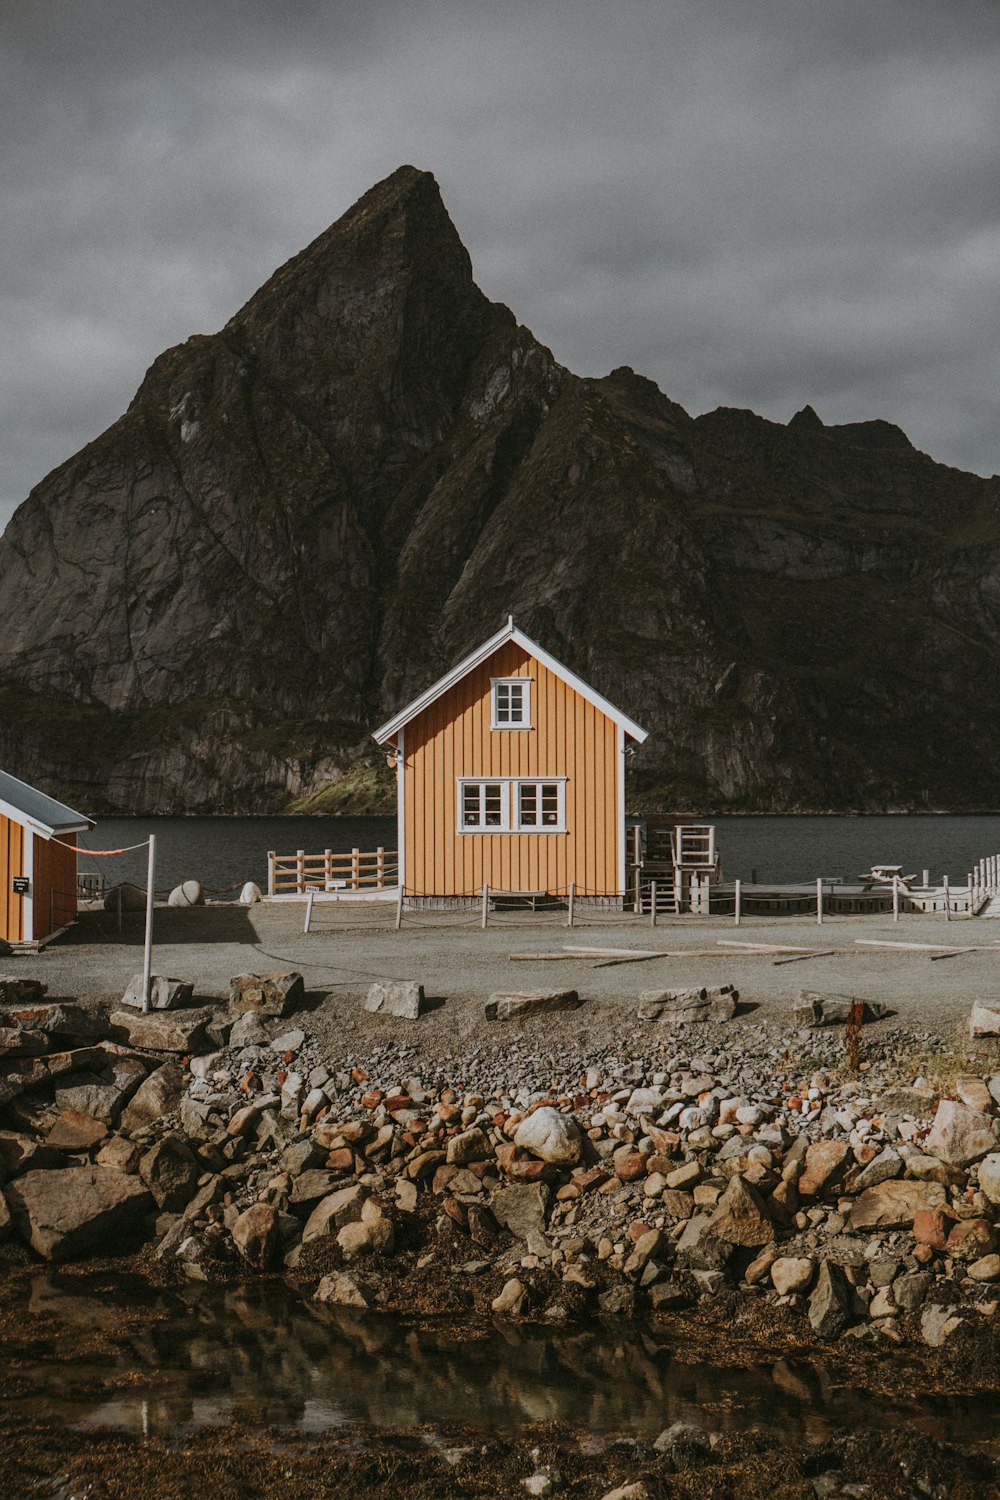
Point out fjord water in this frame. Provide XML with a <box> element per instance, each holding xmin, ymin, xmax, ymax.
<box><xmin>76</xmin><ymin>815</ymin><xmax>1000</xmax><ymax>896</ymax></box>
<box><xmin>14</xmin><ymin>1275</ymin><xmax>999</xmax><ymax>1451</ymax></box>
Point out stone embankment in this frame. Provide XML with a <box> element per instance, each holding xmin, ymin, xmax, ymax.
<box><xmin>2</xmin><ymin>973</ymin><xmax>1000</xmax><ymax>1357</ymax></box>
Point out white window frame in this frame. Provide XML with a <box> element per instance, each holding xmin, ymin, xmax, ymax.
<box><xmin>457</xmin><ymin>777</ymin><xmax>566</xmax><ymax>834</ymax></box>
<box><xmin>491</xmin><ymin>676</ymin><xmax>532</xmax><ymax>730</ymax></box>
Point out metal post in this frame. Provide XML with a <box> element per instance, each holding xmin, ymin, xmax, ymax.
<box><xmin>650</xmin><ymin>880</ymin><xmax>657</xmax><ymax>927</ymax></box>
<box><xmin>734</xmin><ymin>878</ymin><xmax>741</xmax><ymax>927</ymax></box>
<box><xmin>892</xmin><ymin>875</ymin><xmax>900</xmax><ymax>924</ymax></box>
<box><xmin>395</xmin><ymin>883</ymin><xmax>404</xmax><ymax>931</ymax></box>
<box><xmin>481</xmin><ymin>883</ymin><xmax>489</xmax><ymax>929</ymax></box>
<box><xmin>141</xmin><ymin>835</ymin><xmax>156</xmax><ymax>1014</ymax></box>
<box><xmin>267</xmin><ymin>850</ymin><xmax>275</xmax><ymax>897</ymax></box>
<box><xmin>816</xmin><ymin>877</ymin><xmax>823</xmax><ymax>926</ymax></box>
<box><xmin>943</xmin><ymin>875</ymin><xmax>951</xmax><ymax>921</ymax></box>
<box><xmin>303</xmin><ymin>889</ymin><xmax>315</xmax><ymax>933</ymax></box>
<box><xmin>567</xmin><ymin>881</ymin><xmax>575</xmax><ymax>928</ymax></box>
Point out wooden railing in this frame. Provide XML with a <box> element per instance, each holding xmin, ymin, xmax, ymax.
<box><xmin>267</xmin><ymin>847</ymin><xmax>398</xmax><ymax>896</ymax></box>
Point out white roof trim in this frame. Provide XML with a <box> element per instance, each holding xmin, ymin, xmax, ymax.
<box><xmin>373</xmin><ymin>618</ymin><xmax>648</xmax><ymax>745</ymax></box>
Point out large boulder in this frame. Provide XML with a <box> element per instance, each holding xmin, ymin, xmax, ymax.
<box><xmin>848</xmin><ymin>1178</ymin><xmax>945</xmax><ymax>1229</ymax></box>
<box><xmin>969</xmin><ymin>1001</ymin><xmax>1000</xmax><ymax>1038</ymax></box>
<box><xmin>55</xmin><ymin>1052</ymin><xmax>148</xmax><ymax>1125</ymax></box>
<box><xmin>484</xmin><ymin>990</ymin><xmax>581</xmax><ymax>1021</ymax></box>
<box><xmin>110</xmin><ymin>1008</ymin><xmax>214</xmax><ymax>1054</ymax></box>
<box><xmin>231</xmin><ymin>1202</ymin><xmax>281</xmax><ymax>1269</ymax></box>
<box><xmin>0</xmin><ymin>978</ymin><xmax>48</xmax><ymax>1008</ymax></box>
<box><xmin>638</xmin><ymin>985</ymin><xmax>738</xmax><ymax>1023</ymax></box>
<box><xmin>120</xmin><ymin>1062</ymin><xmax>186</xmax><ymax>1132</ymax></box>
<box><xmin>705</xmin><ymin>1174</ymin><xmax>774</xmax><ymax>1247</ymax></box>
<box><xmin>119</xmin><ymin>974</ymin><xmax>194</xmax><ymax>1011</ymax></box>
<box><xmin>513</xmin><ymin>1106</ymin><xmax>582</xmax><ymax>1165</ymax></box>
<box><xmin>977</xmin><ymin>1154</ymin><xmax>1000</xmax><ymax>1205</ymax></box>
<box><xmin>46</xmin><ymin>1111</ymin><xmax>108</xmax><ymax>1151</ymax></box>
<box><xmin>794</xmin><ymin>992</ymin><xmax>888</xmax><ymax>1027</ymax></box>
<box><xmin>808</xmin><ymin>1261</ymin><xmax>854</xmax><ymax>1336</ymax></box>
<box><xmin>925</xmin><ymin>1099</ymin><xmax>1000</xmax><ymax>1167</ymax></box>
<box><xmin>5</xmin><ymin>1166</ymin><xmax>153</xmax><ymax>1261</ymax></box>
<box><xmin>491</xmin><ymin>1182</ymin><xmax>550</xmax><ymax>1254</ymax></box>
<box><xmin>364</xmin><ymin>980</ymin><xmax>425</xmax><ymax>1020</ymax></box>
<box><xmin>0</xmin><ymin>1130</ymin><xmax>64</xmax><ymax>1180</ymax></box>
<box><xmin>302</xmin><ymin>1185</ymin><xmax>368</xmax><ymax>1244</ymax></box>
<box><xmin>229</xmin><ymin>971</ymin><xmax>304</xmax><ymax>1018</ymax></box>
<box><xmin>139</xmin><ymin>1136</ymin><xmax>201</xmax><ymax>1211</ymax></box>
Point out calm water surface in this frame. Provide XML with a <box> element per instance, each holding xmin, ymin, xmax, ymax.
<box><xmin>13</xmin><ymin>1275</ymin><xmax>1000</xmax><ymax>1451</ymax></box>
<box><xmin>76</xmin><ymin>815</ymin><xmax>1000</xmax><ymax>896</ymax></box>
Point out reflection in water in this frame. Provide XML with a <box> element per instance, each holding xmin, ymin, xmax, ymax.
<box><xmin>12</xmin><ymin>1274</ymin><xmax>1000</xmax><ymax>1452</ymax></box>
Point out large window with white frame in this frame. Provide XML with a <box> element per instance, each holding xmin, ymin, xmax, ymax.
<box><xmin>491</xmin><ymin>677</ymin><xmax>531</xmax><ymax>729</ymax></box>
<box><xmin>458</xmin><ymin>778</ymin><xmax>565</xmax><ymax>833</ymax></box>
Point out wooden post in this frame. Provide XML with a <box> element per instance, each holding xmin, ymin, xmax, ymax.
<box><xmin>376</xmin><ymin>847</ymin><xmax>385</xmax><ymax>888</ymax></box>
<box><xmin>892</xmin><ymin>874</ymin><xmax>900</xmax><ymax>923</ymax></box>
<box><xmin>395</xmin><ymin>883</ymin><xmax>404</xmax><ymax>931</ymax></box>
<box><xmin>922</xmin><ymin>868</ymin><xmax>929</xmax><ymax>889</ymax></box>
<box><xmin>481</xmin><ymin>883</ymin><xmax>489</xmax><ymax>929</ymax></box>
<box><xmin>567</xmin><ymin>881</ymin><xmax>575</xmax><ymax>928</ymax></box>
<box><xmin>703</xmin><ymin>874</ymin><xmax>711</xmax><ymax>915</ymax></box>
<box><xmin>141</xmin><ymin>835</ymin><xmax>156</xmax><ymax>1014</ymax></box>
<box><xmin>351</xmin><ymin>847</ymin><xmax>360</xmax><ymax>890</ymax></box>
<box><xmin>650</xmin><ymin>880</ymin><xmax>657</xmax><ymax>927</ymax></box>
<box><xmin>296</xmin><ymin>849</ymin><xmax>305</xmax><ymax>894</ymax></box>
<box><xmin>303</xmin><ymin>889</ymin><xmax>315</xmax><ymax>934</ymax></box>
<box><xmin>267</xmin><ymin>851</ymin><xmax>275</xmax><ymax>897</ymax></box>
<box><xmin>734</xmin><ymin>878</ymin><xmax>741</xmax><ymax>927</ymax></box>
<box><xmin>943</xmin><ymin>875</ymin><xmax>950</xmax><ymax>921</ymax></box>
<box><xmin>816</xmin><ymin>877</ymin><xmax>823</xmax><ymax>926</ymax></box>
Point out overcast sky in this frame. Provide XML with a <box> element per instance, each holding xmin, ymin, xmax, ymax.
<box><xmin>2</xmin><ymin>0</ymin><xmax>998</xmax><ymax>533</ymax></box>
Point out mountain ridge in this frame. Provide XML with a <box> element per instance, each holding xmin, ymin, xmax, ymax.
<box><xmin>1</xmin><ymin>165</ymin><xmax>998</xmax><ymax>815</ymax></box>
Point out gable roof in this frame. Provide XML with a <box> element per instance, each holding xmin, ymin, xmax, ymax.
<box><xmin>0</xmin><ymin>769</ymin><xmax>94</xmax><ymax>839</ymax></box>
<box><xmin>373</xmin><ymin>617</ymin><xmax>648</xmax><ymax>745</ymax></box>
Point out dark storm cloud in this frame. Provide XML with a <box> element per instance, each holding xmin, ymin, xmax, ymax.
<box><xmin>2</xmin><ymin>0</ymin><xmax>998</xmax><ymax>531</ymax></box>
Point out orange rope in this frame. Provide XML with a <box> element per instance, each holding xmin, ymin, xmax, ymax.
<box><xmin>52</xmin><ymin>839</ymin><xmax>151</xmax><ymax>856</ymax></box>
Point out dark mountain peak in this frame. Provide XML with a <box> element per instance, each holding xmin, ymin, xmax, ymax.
<box><xmin>829</xmin><ymin>417</ymin><xmax>914</xmax><ymax>453</ymax></box>
<box><xmin>226</xmin><ymin>165</ymin><xmax>476</xmax><ymax>343</ymax></box>
<box><xmin>0</xmin><ymin>166</ymin><xmax>997</xmax><ymax>818</ymax></box>
<box><xmin>788</xmin><ymin>404</ymin><xmax>824</xmax><ymax>430</ymax></box>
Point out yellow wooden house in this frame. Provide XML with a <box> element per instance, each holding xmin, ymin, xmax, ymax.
<box><xmin>373</xmin><ymin>618</ymin><xmax>647</xmax><ymax>904</ymax></box>
<box><xmin>0</xmin><ymin>770</ymin><xmax>93</xmax><ymax>949</ymax></box>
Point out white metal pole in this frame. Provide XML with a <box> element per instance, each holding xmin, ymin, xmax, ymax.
<box><xmin>892</xmin><ymin>875</ymin><xmax>899</xmax><ymax>924</ymax></box>
<box><xmin>395</xmin><ymin>882</ymin><xmax>404</xmax><ymax>931</ymax></box>
<box><xmin>734</xmin><ymin>878</ymin><xmax>741</xmax><ymax>927</ymax></box>
<box><xmin>567</xmin><ymin>881</ymin><xmax>575</xmax><ymax>928</ymax></box>
<box><xmin>816</xmin><ymin>877</ymin><xmax>823</xmax><ymax>926</ymax></box>
<box><xmin>481</xmin><ymin>883</ymin><xmax>489</xmax><ymax>929</ymax></box>
<box><xmin>141</xmin><ymin>835</ymin><xmax>156</xmax><ymax>1013</ymax></box>
<box><xmin>303</xmin><ymin>888</ymin><xmax>315</xmax><ymax>933</ymax></box>
<box><xmin>943</xmin><ymin>874</ymin><xmax>950</xmax><ymax>921</ymax></box>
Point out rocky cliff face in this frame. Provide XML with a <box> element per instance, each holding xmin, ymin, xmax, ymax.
<box><xmin>1</xmin><ymin>165</ymin><xmax>998</xmax><ymax>814</ymax></box>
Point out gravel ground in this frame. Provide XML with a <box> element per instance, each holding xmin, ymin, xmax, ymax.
<box><xmin>3</xmin><ymin>903</ymin><xmax>998</xmax><ymax>1047</ymax></box>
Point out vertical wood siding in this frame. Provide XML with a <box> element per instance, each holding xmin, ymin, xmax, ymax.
<box><xmin>32</xmin><ymin>834</ymin><xmax>77</xmax><ymax>940</ymax></box>
<box><xmin>0</xmin><ymin>814</ymin><xmax>24</xmax><ymax>944</ymax></box>
<box><xmin>403</xmin><ymin>642</ymin><xmax>620</xmax><ymax>896</ymax></box>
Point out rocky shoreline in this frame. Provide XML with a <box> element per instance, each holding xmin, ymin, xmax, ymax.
<box><xmin>3</xmin><ymin>970</ymin><xmax>1000</xmax><ymax>1495</ymax></box>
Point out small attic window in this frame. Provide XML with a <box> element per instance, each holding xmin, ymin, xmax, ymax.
<box><xmin>491</xmin><ymin>677</ymin><xmax>531</xmax><ymax>729</ymax></box>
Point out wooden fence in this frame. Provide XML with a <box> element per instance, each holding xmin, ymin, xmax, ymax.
<box><xmin>267</xmin><ymin>847</ymin><xmax>398</xmax><ymax>896</ymax></box>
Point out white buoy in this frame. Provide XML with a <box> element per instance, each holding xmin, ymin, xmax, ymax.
<box><xmin>239</xmin><ymin>881</ymin><xmax>262</xmax><ymax>905</ymax></box>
